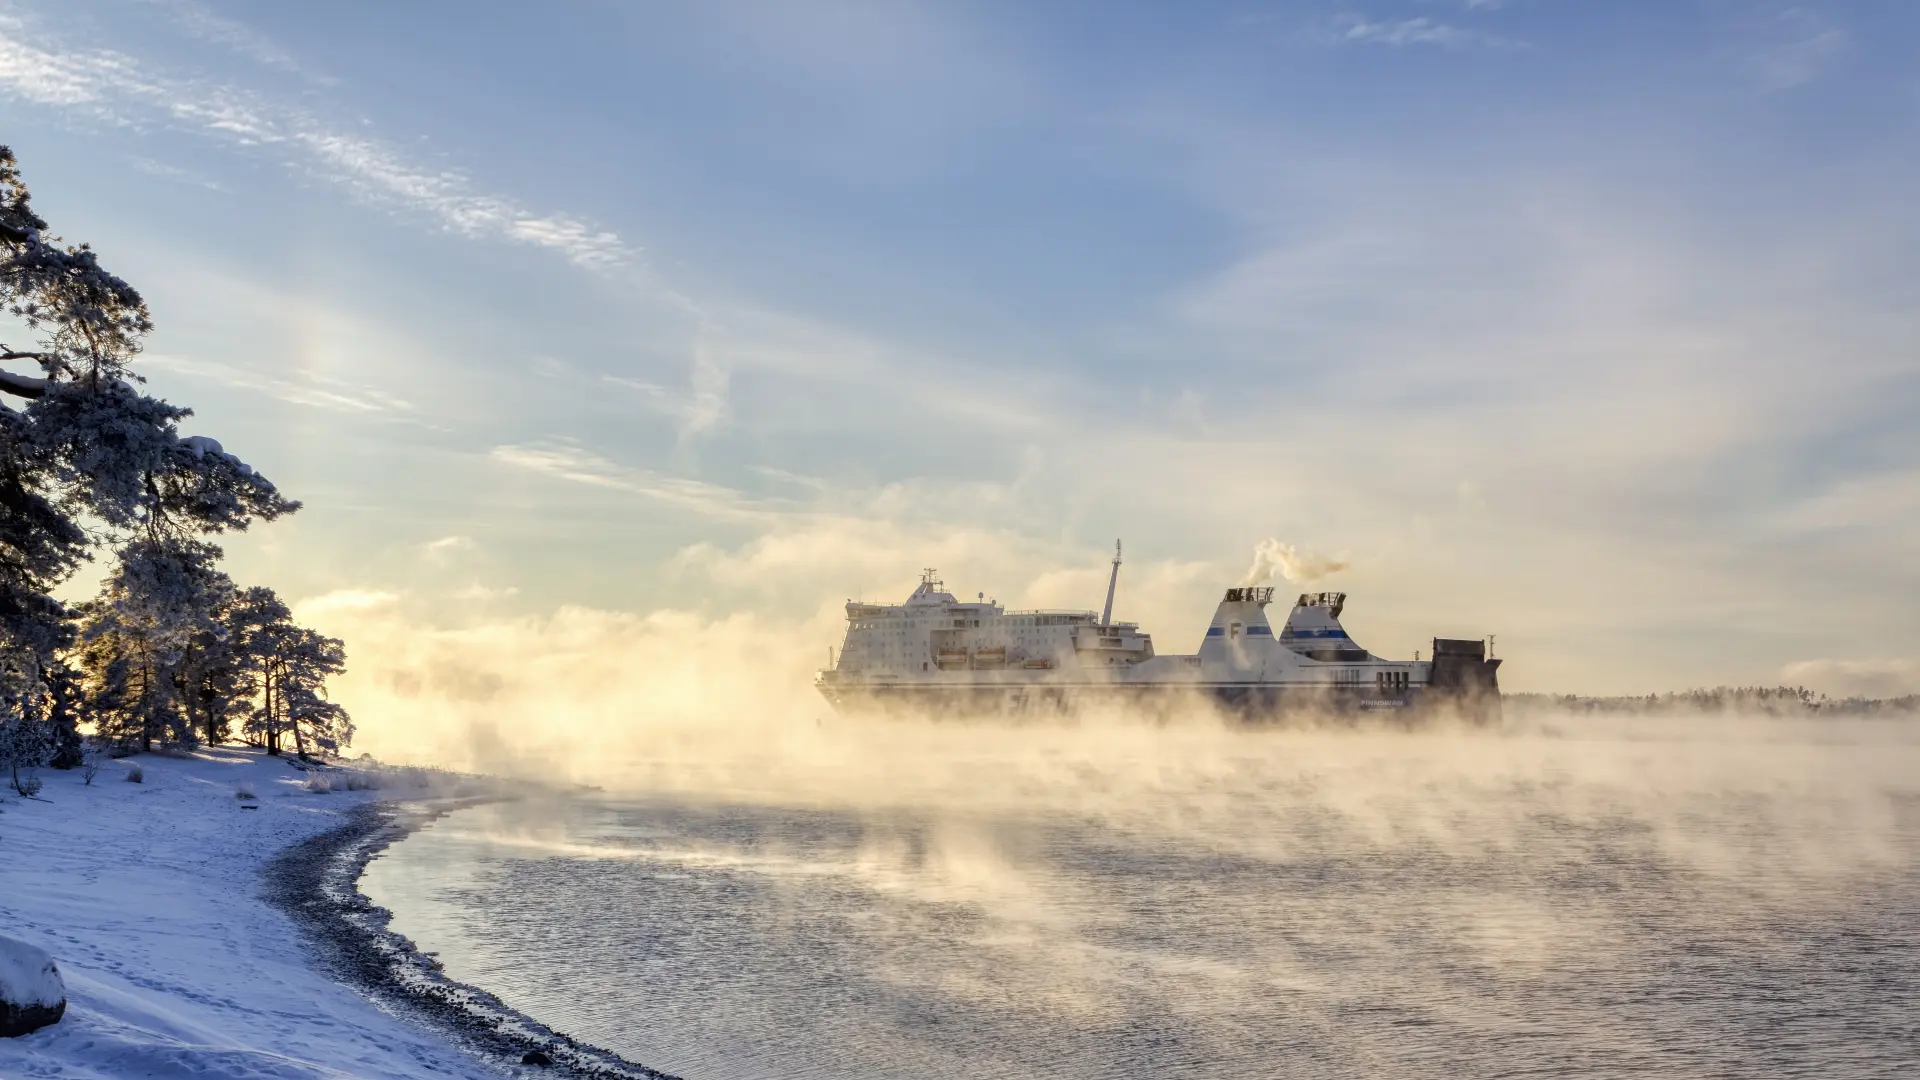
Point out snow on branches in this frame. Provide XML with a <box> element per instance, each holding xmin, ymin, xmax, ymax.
<box><xmin>0</xmin><ymin>144</ymin><xmax>348</xmax><ymax>760</ymax></box>
<box><xmin>1</xmin><ymin>147</ymin><xmax>149</xmax><ymax>388</ymax></box>
<box><xmin>26</xmin><ymin>378</ymin><xmax>298</xmax><ymax>536</ymax></box>
<box><xmin>74</xmin><ymin>540</ymin><xmax>235</xmax><ymax>752</ymax></box>
<box><xmin>245</xmin><ymin>604</ymin><xmax>353</xmax><ymax>758</ymax></box>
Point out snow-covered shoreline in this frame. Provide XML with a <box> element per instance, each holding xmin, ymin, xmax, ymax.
<box><xmin>0</xmin><ymin>746</ymin><xmax>660</xmax><ymax>1078</ymax></box>
<box><xmin>268</xmin><ymin>798</ymin><xmax>677</xmax><ymax>1079</ymax></box>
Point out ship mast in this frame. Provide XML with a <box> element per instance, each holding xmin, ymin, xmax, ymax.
<box><xmin>1100</xmin><ymin>539</ymin><xmax>1122</xmax><ymax>626</ymax></box>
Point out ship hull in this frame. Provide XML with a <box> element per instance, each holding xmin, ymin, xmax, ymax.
<box><xmin>817</xmin><ymin>680</ymin><xmax>1500</xmax><ymax>724</ymax></box>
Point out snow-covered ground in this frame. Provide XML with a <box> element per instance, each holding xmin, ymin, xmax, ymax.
<box><xmin>0</xmin><ymin>747</ymin><xmax>492</xmax><ymax>1079</ymax></box>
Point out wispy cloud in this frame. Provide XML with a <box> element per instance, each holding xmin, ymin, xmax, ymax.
<box><xmin>131</xmin><ymin>155</ymin><xmax>227</xmax><ymax>191</ymax></box>
<box><xmin>422</xmin><ymin>535</ymin><xmax>477</xmax><ymax>561</ymax></box>
<box><xmin>489</xmin><ymin>440</ymin><xmax>776</xmax><ymax>521</ymax></box>
<box><xmin>4</xmin><ymin>5</ymin><xmax>1045</xmax><ymax>450</ymax></box>
<box><xmin>1772</xmin><ymin>469</ymin><xmax>1920</xmax><ymax>534</ymax></box>
<box><xmin>448</xmin><ymin>582</ymin><xmax>519</xmax><ymax>601</ymax></box>
<box><xmin>749</xmin><ymin>465</ymin><xmax>830</xmax><ymax>492</ymax></box>
<box><xmin>289</xmin><ymin>131</ymin><xmax>632</xmax><ymax>270</ymax></box>
<box><xmin>0</xmin><ymin>9</ymin><xmax>633</xmax><ymax>270</ymax></box>
<box><xmin>133</xmin><ymin>0</ymin><xmax>317</xmax><ymax>79</ymax></box>
<box><xmin>1331</xmin><ymin>15</ymin><xmax>1519</xmax><ymax>49</ymax></box>
<box><xmin>293</xmin><ymin>588</ymin><xmax>402</xmax><ymax>618</ymax></box>
<box><xmin>603</xmin><ymin>343</ymin><xmax>730</xmax><ymax>440</ymax></box>
<box><xmin>144</xmin><ymin>354</ymin><xmax>417</xmax><ymax>414</ymax></box>
<box><xmin>1744</xmin><ymin>7</ymin><xmax>1847</xmax><ymax>90</ymax></box>
<box><xmin>1779</xmin><ymin>657</ymin><xmax>1918</xmax><ymax>698</ymax></box>
<box><xmin>0</xmin><ymin>13</ymin><xmax>110</xmax><ymax>105</ymax></box>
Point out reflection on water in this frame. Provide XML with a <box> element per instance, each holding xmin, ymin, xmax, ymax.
<box><xmin>360</xmin><ymin>716</ymin><xmax>1920</xmax><ymax>1079</ymax></box>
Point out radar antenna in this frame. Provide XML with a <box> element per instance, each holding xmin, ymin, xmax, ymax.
<box><xmin>1100</xmin><ymin>539</ymin><xmax>1122</xmax><ymax>626</ymax></box>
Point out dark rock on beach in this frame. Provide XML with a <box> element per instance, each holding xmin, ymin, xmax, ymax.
<box><xmin>0</xmin><ymin>936</ymin><xmax>66</xmax><ymax>1038</ymax></box>
<box><xmin>0</xmin><ymin>1000</ymin><xmax>63</xmax><ymax>1039</ymax></box>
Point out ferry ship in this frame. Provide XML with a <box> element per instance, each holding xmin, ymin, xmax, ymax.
<box><xmin>815</xmin><ymin>545</ymin><xmax>1502</xmax><ymax>722</ymax></box>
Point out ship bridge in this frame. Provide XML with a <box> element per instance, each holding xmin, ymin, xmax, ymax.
<box><xmin>831</xmin><ymin>564</ymin><xmax>1156</xmax><ymax>676</ymax></box>
<box><xmin>903</xmin><ymin>570</ymin><xmax>960</xmax><ymax>609</ymax></box>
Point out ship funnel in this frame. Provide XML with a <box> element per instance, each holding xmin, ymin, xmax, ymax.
<box><xmin>1277</xmin><ymin>592</ymin><xmax>1373</xmax><ymax>662</ymax></box>
<box><xmin>1198</xmin><ymin>586</ymin><xmax>1278</xmax><ymax>669</ymax></box>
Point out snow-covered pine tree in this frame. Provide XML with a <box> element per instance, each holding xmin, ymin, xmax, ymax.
<box><xmin>236</xmin><ymin>593</ymin><xmax>350</xmax><ymax>759</ymax></box>
<box><xmin>0</xmin><ymin>689</ymin><xmax>51</xmax><ymax>795</ymax></box>
<box><xmin>44</xmin><ymin>656</ymin><xmax>82</xmax><ymax>768</ymax></box>
<box><xmin>179</xmin><ymin>588</ymin><xmax>258</xmax><ymax>747</ymax></box>
<box><xmin>225</xmin><ymin>585</ymin><xmax>290</xmax><ymax>750</ymax></box>
<box><xmin>1</xmin><ymin>144</ymin><xmax>297</xmax><ymax>736</ymax></box>
<box><xmin>286</xmin><ymin>682</ymin><xmax>353</xmax><ymax>759</ymax></box>
<box><xmin>74</xmin><ymin>540</ymin><xmax>236</xmax><ymax>752</ymax></box>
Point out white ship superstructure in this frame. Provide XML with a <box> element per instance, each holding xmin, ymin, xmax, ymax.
<box><xmin>817</xmin><ymin>546</ymin><xmax>1501</xmax><ymax>720</ymax></box>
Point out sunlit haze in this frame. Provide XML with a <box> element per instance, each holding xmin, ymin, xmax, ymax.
<box><xmin>4</xmin><ymin>1</ymin><xmax>1918</xmax><ymax>765</ymax></box>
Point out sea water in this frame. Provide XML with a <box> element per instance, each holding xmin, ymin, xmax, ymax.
<box><xmin>360</xmin><ymin>715</ymin><xmax>1920</xmax><ymax>1079</ymax></box>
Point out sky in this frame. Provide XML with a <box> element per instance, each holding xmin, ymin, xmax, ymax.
<box><xmin>2</xmin><ymin>0</ymin><xmax>1917</xmax><ymax>754</ymax></box>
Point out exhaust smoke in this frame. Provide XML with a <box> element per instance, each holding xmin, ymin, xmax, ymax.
<box><xmin>1239</xmin><ymin>538</ymin><xmax>1350</xmax><ymax>588</ymax></box>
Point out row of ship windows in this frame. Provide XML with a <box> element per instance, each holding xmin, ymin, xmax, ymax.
<box><xmin>850</xmin><ymin>616</ymin><xmax>1084</xmax><ymax>631</ymax></box>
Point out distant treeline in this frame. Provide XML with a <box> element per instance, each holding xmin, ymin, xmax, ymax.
<box><xmin>1506</xmin><ymin>686</ymin><xmax>1920</xmax><ymax>717</ymax></box>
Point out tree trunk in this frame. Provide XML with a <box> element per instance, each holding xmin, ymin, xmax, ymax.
<box><xmin>200</xmin><ymin>673</ymin><xmax>219</xmax><ymax>746</ymax></box>
<box><xmin>140</xmin><ymin>658</ymin><xmax>155</xmax><ymax>753</ymax></box>
<box><xmin>289</xmin><ymin>689</ymin><xmax>308</xmax><ymax>758</ymax></box>
<box><xmin>285</xmin><ymin>662</ymin><xmax>308</xmax><ymax>760</ymax></box>
<box><xmin>264</xmin><ymin>669</ymin><xmax>279</xmax><ymax>756</ymax></box>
